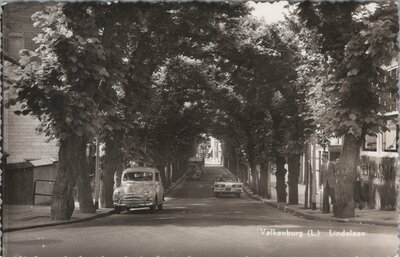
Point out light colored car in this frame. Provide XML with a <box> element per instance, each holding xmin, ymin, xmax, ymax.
<box><xmin>213</xmin><ymin>176</ymin><xmax>243</xmax><ymax>198</ymax></box>
<box><xmin>113</xmin><ymin>167</ymin><xmax>164</xmax><ymax>214</ymax></box>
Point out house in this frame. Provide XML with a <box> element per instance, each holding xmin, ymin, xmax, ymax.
<box><xmin>301</xmin><ymin>63</ymin><xmax>398</xmax><ymax>211</ymax></box>
<box><xmin>3</xmin><ymin>3</ymin><xmax>59</xmax><ymax>204</ymax></box>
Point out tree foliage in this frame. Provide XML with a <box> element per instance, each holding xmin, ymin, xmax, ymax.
<box><xmin>298</xmin><ymin>1</ymin><xmax>398</xmax><ymax>139</ymax></box>
<box><xmin>296</xmin><ymin>0</ymin><xmax>398</xmax><ymax>218</ymax></box>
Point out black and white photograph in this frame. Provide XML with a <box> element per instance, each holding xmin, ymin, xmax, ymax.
<box><xmin>1</xmin><ymin>1</ymin><xmax>399</xmax><ymax>256</ymax></box>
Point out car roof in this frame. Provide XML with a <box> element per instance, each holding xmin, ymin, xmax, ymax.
<box><xmin>189</xmin><ymin>157</ymin><xmax>203</xmax><ymax>162</ymax></box>
<box><xmin>122</xmin><ymin>167</ymin><xmax>159</xmax><ymax>174</ymax></box>
<box><xmin>217</xmin><ymin>176</ymin><xmax>239</xmax><ymax>180</ymax></box>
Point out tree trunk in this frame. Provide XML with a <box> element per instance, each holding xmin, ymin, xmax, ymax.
<box><xmin>299</xmin><ymin>155</ymin><xmax>304</xmax><ymax>184</ymax></box>
<box><xmin>236</xmin><ymin>152</ymin><xmax>240</xmax><ymax>178</ymax></box>
<box><xmin>275</xmin><ymin>155</ymin><xmax>287</xmax><ymax>203</ymax></box>
<box><xmin>304</xmin><ymin>144</ymin><xmax>310</xmax><ymax>208</ymax></box>
<box><xmin>165</xmin><ymin>163</ymin><xmax>171</xmax><ymax>187</ymax></box>
<box><xmin>114</xmin><ymin>168</ymin><xmax>123</xmax><ymax>188</ymax></box>
<box><xmin>266</xmin><ymin>161</ymin><xmax>272</xmax><ymax>199</ymax></box>
<box><xmin>78</xmin><ymin>153</ymin><xmax>96</xmax><ymax>213</ymax></box>
<box><xmin>259</xmin><ymin>160</ymin><xmax>268</xmax><ymax>198</ymax></box>
<box><xmin>171</xmin><ymin>161</ymin><xmax>178</xmax><ymax>182</ymax></box>
<box><xmin>51</xmin><ymin>135</ymin><xmax>86</xmax><ymax>220</ymax></box>
<box><xmin>100</xmin><ymin>166</ymin><xmax>115</xmax><ymax>208</ymax></box>
<box><xmin>288</xmin><ymin>153</ymin><xmax>300</xmax><ymax>205</ymax></box>
<box><xmin>249</xmin><ymin>161</ymin><xmax>259</xmax><ymax>194</ymax></box>
<box><xmin>100</xmin><ymin>140</ymin><xmax>123</xmax><ymax>208</ymax></box>
<box><xmin>157</xmin><ymin>164</ymin><xmax>167</xmax><ymax>188</ymax></box>
<box><xmin>333</xmin><ymin>133</ymin><xmax>362</xmax><ymax>218</ymax></box>
<box><xmin>378</xmin><ymin>157</ymin><xmax>396</xmax><ymax>210</ymax></box>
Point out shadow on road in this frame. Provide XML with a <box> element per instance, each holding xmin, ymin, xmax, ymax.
<box><xmin>43</xmin><ymin>166</ymin><xmax>393</xmax><ymax>235</ymax></box>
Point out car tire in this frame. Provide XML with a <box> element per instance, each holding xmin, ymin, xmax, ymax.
<box><xmin>114</xmin><ymin>206</ymin><xmax>122</xmax><ymax>214</ymax></box>
<box><xmin>215</xmin><ymin>192</ymin><xmax>219</xmax><ymax>198</ymax></box>
<box><xmin>149</xmin><ymin>197</ymin><xmax>157</xmax><ymax>213</ymax></box>
<box><xmin>236</xmin><ymin>193</ymin><xmax>241</xmax><ymax>198</ymax></box>
<box><xmin>158</xmin><ymin>202</ymin><xmax>163</xmax><ymax>211</ymax></box>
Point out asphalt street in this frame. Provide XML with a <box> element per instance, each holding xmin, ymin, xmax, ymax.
<box><xmin>3</xmin><ymin>166</ymin><xmax>398</xmax><ymax>257</ymax></box>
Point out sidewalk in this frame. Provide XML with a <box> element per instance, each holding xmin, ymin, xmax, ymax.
<box><xmin>3</xmin><ymin>172</ymin><xmax>187</xmax><ymax>232</ymax></box>
<box><xmin>243</xmin><ymin>181</ymin><xmax>399</xmax><ymax>227</ymax></box>
<box><xmin>2</xmin><ymin>204</ymin><xmax>114</xmax><ymax>232</ymax></box>
<box><xmin>222</xmin><ymin>166</ymin><xmax>398</xmax><ymax>227</ymax></box>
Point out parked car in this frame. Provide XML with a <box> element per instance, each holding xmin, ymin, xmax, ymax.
<box><xmin>113</xmin><ymin>167</ymin><xmax>164</xmax><ymax>214</ymax></box>
<box><xmin>213</xmin><ymin>176</ymin><xmax>243</xmax><ymax>198</ymax></box>
<box><xmin>186</xmin><ymin>163</ymin><xmax>201</xmax><ymax>180</ymax></box>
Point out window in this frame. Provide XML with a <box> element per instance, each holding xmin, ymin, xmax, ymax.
<box><xmin>6</xmin><ymin>33</ymin><xmax>25</xmax><ymax>58</ymax></box>
<box><xmin>123</xmin><ymin>172</ymin><xmax>153</xmax><ymax>181</ymax></box>
<box><xmin>217</xmin><ymin>177</ymin><xmax>239</xmax><ymax>182</ymax></box>
<box><xmin>330</xmin><ymin>137</ymin><xmax>343</xmax><ymax>146</ymax></box>
<box><xmin>363</xmin><ymin>134</ymin><xmax>377</xmax><ymax>151</ymax></box>
<box><xmin>383</xmin><ymin>119</ymin><xmax>398</xmax><ymax>152</ymax></box>
<box><xmin>380</xmin><ymin>93</ymin><xmax>397</xmax><ymax>112</ymax></box>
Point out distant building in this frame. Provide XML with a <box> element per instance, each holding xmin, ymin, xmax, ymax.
<box><xmin>205</xmin><ymin>137</ymin><xmax>222</xmax><ymax>165</ymax></box>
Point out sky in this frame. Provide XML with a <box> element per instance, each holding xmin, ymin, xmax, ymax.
<box><xmin>249</xmin><ymin>1</ymin><xmax>289</xmax><ymax>24</ymax></box>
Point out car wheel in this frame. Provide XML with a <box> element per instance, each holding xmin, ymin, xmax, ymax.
<box><xmin>215</xmin><ymin>192</ymin><xmax>219</xmax><ymax>198</ymax></box>
<box><xmin>236</xmin><ymin>193</ymin><xmax>241</xmax><ymax>198</ymax></box>
<box><xmin>114</xmin><ymin>206</ymin><xmax>122</xmax><ymax>214</ymax></box>
<box><xmin>158</xmin><ymin>202</ymin><xmax>163</xmax><ymax>211</ymax></box>
<box><xmin>149</xmin><ymin>197</ymin><xmax>157</xmax><ymax>213</ymax></box>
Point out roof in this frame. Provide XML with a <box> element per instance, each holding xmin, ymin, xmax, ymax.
<box><xmin>30</xmin><ymin>159</ymin><xmax>54</xmax><ymax>167</ymax></box>
<box><xmin>382</xmin><ymin>59</ymin><xmax>398</xmax><ymax>71</ymax></box>
<box><xmin>122</xmin><ymin>167</ymin><xmax>159</xmax><ymax>173</ymax></box>
<box><xmin>6</xmin><ymin>158</ymin><xmax>59</xmax><ymax>171</ymax></box>
<box><xmin>189</xmin><ymin>157</ymin><xmax>203</xmax><ymax>162</ymax></box>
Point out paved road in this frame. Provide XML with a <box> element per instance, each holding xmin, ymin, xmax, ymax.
<box><xmin>3</xmin><ymin>166</ymin><xmax>398</xmax><ymax>257</ymax></box>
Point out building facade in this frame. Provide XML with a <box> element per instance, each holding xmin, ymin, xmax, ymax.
<box><xmin>301</xmin><ymin>64</ymin><xmax>398</xmax><ymax>210</ymax></box>
<box><xmin>3</xmin><ymin>3</ymin><xmax>59</xmax><ymax>204</ymax></box>
<box><xmin>3</xmin><ymin>3</ymin><xmax>59</xmax><ymax>164</ymax></box>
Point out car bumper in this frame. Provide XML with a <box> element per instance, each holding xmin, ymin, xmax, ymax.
<box><xmin>214</xmin><ymin>188</ymin><xmax>243</xmax><ymax>193</ymax></box>
<box><xmin>113</xmin><ymin>199</ymin><xmax>154</xmax><ymax>208</ymax></box>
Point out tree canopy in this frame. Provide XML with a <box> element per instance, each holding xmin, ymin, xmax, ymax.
<box><xmin>9</xmin><ymin>1</ymin><xmax>398</xmax><ymax>219</ymax></box>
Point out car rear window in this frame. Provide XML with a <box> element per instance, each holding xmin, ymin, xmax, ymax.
<box><xmin>217</xmin><ymin>177</ymin><xmax>239</xmax><ymax>182</ymax></box>
<box><xmin>123</xmin><ymin>172</ymin><xmax>153</xmax><ymax>181</ymax></box>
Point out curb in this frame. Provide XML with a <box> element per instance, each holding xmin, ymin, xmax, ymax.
<box><xmin>164</xmin><ymin>172</ymin><xmax>187</xmax><ymax>196</ymax></box>
<box><xmin>4</xmin><ymin>209</ymin><xmax>114</xmax><ymax>233</ymax></box>
<box><xmin>223</xmin><ymin>167</ymin><xmax>397</xmax><ymax>228</ymax></box>
<box><xmin>4</xmin><ymin>172</ymin><xmax>188</xmax><ymax>233</ymax></box>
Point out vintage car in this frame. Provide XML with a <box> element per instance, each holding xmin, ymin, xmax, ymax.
<box><xmin>113</xmin><ymin>167</ymin><xmax>164</xmax><ymax>214</ymax></box>
<box><xmin>213</xmin><ymin>176</ymin><xmax>243</xmax><ymax>198</ymax></box>
<box><xmin>186</xmin><ymin>163</ymin><xmax>201</xmax><ymax>180</ymax></box>
<box><xmin>185</xmin><ymin>157</ymin><xmax>204</xmax><ymax>180</ymax></box>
